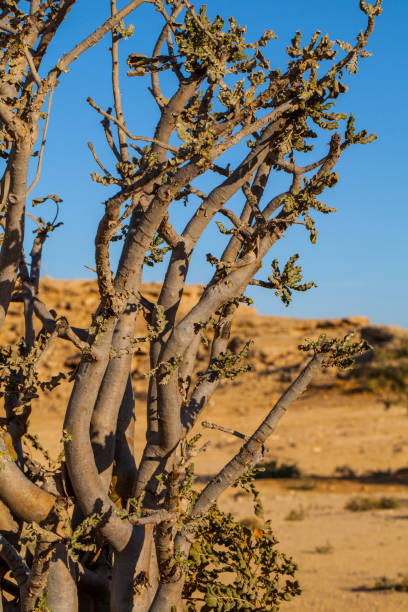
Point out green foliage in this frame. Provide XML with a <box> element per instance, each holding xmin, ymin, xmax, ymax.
<box><xmin>67</xmin><ymin>513</ymin><xmax>102</xmax><ymax>563</ymax></box>
<box><xmin>24</xmin><ymin>432</ymin><xmax>51</xmax><ymax>461</ymax></box>
<box><xmin>280</xmin><ymin>177</ymin><xmax>338</xmax><ymax>245</ymax></box>
<box><xmin>179</xmin><ymin>463</ymin><xmax>198</xmax><ymax>508</ymax></box>
<box><xmin>22</xmin><ymin>428</ymin><xmax>74</xmax><ymax>483</ymax></box>
<box><xmin>359</xmin><ymin>1</ymin><xmax>383</xmax><ymax>18</ymax></box>
<box><xmin>177</xmin><ymin>455</ymin><xmax>300</xmax><ymax>610</ymax></box>
<box><xmin>204</xmin><ymin>341</ymin><xmax>253</xmax><ymax>381</ymax></box>
<box><xmin>32</xmin><ymin>194</ymin><xmax>62</xmax><ymax>207</ymax></box>
<box><xmin>91</xmin><ymin>171</ymin><xmax>120</xmax><ymax>187</ymax></box>
<box><xmin>133</xmin><ymin>304</ymin><xmax>167</xmax><ymax>347</ymax></box>
<box><xmin>174</xmin><ymin>6</ymin><xmax>248</xmax><ymax>82</ymax></box>
<box><xmin>0</xmin><ymin>446</ymin><xmax>16</xmax><ymax>470</ymax></box>
<box><xmin>129</xmin><ymin>491</ymin><xmax>147</xmax><ymax>518</ymax></box>
<box><xmin>145</xmin><ymin>354</ymin><xmax>183</xmax><ymax>385</ymax></box>
<box><xmin>269</xmin><ymin>254</ymin><xmax>316</xmax><ymax>306</ymax></box>
<box><xmin>344</xmin><ymin>113</ymin><xmax>377</xmax><ymax>146</ymax></box>
<box><xmin>206</xmin><ymin>252</ymin><xmax>232</xmax><ymax>280</ymax></box>
<box><xmin>0</xmin><ymin>336</ymin><xmax>65</xmax><ymax>413</ymax></box>
<box><xmin>127</xmin><ymin>53</ymin><xmax>172</xmax><ymax>77</ymax></box>
<box><xmin>0</xmin><ymin>2</ymin><xmax>384</xmax><ymax>608</ymax></box>
<box><xmin>144</xmin><ymin>234</ymin><xmax>171</xmax><ymax>267</ymax></box>
<box><xmin>33</xmin><ymin>590</ymin><xmax>51</xmax><ymax>612</ymax></box>
<box><xmin>88</xmin><ymin>313</ymin><xmax>108</xmax><ymax>344</ymax></box>
<box><xmin>215</xmin><ymin>296</ymin><xmax>254</xmax><ymax>315</ymax></box>
<box><xmin>233</xmin><ymin>467</ymin><xmax>265</xmax><ymax>518</ymax></box>
<box><xmin>146</xmin><ymin>304</ymin><xmax>167</xmax><ymax>340</ymax></box>
<box><xmin>183</xmin><ymin>506</ymin><xmax>300</xmax><ymax>611</ymax></box>
<box><xmin>345</xmin><ymin>496</ymin><xmax>401</xmax><ymax>512</ymax></box>
<box><xmin>113</xmin><ymin>20</ymin><xmax>134</xmax><ymax>41</ymax></box>
<box><xmin>299</xmin><ymin>332</ymin><xmax>371</xmax><ymax>370</ymax></box>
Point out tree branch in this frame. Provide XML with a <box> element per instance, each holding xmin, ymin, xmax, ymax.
<box><xmin>26</xmin><ymin>87</ymin><xmax>54</xmax><ymax>195</ymax></box>
<box><xmin>23</xmin><ymin>45</ymin><xmax>42</xmax><ymax>88</ymax></box>
<box><xmin>47</xmin><ymin>0</ymin><xmax>148</xmax><ymax>79</ymax></box>
<box><xmin>191</xmin><ymin>353</ymin><xmax>325</xmax><ymax>517</ymax></box>
<box><xmin>87</xmin><ymin>97</ymin><xmax>179</xmax><ymax>154</ymax></box>
<box><xmin>0</xmin><ymin>535</ymin><xmax>29</xmax><ymax>593</ymax></box>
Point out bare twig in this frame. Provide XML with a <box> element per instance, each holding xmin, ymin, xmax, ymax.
<box><xmin>218</xmin><ymin>208</ymin><xmax>244</xmax><ymax>230</ymax></box>
<box><xmin>23</xmin><ymin>45</ymin><xmax>42</xmax><ymax>87</ymax></box>
<box><xmin>12</xmin><ymin>289</ymin><xmax>89</xmax><ymax>349</ymax></box>
<box><xmin>21</xmin><ymin>539</ymin><xmax>54</xmax><ymax>612</ymax></box>
<box><xmin>102</xmin><ymin>113</ymin><xmax>121</xmax><ymax>161</ymax></box>
<box><xmin>0</xmin><ymin>19</ymin><xmax>17</xmax><ymax>35</ymax></box>
<box><xmin>26</xmin><ymin>88</ymin><xmax>54</xmax><ymax>195</ymax></box>
<box><xmin>201</xmin><ymin>420</ymin><xmax>248</xmax><ymax>442</ymax></box>
<box><xmin>159</xmin><ymin>215</ymin><xmax>184</xmax><ymax>248</ymax></box>
<box><xmin>88</xmin><ymin>141</ymin><xmax>117</xmax><ymax>180</ymax></box>
<box><xmin>87</xmin><ymin>98</ymin><xmax>180</xmax><ymax>154</ymax></box>
<box><xmin>110</xmin><ymin>0</ymin><xmax>130</xmax><ymax>162</ymax></box>
<box><xmin>188</xmin><ymin>185</ymin><xmax>207</xmax><ymax>199</ymax></box>
<box><xmin>151</xmin><ymin>1</ymin><xmax>184</xmax><ymax>104</ymax></box>
<box><xmin>0</xmin><ymin>535</ymin><xmax>29</xmax><ymax>590</ymax></box>
<box><xmin>46</xmin><ymin>0</ymin><xmax>147</xmax><ymax>79</ymax></box>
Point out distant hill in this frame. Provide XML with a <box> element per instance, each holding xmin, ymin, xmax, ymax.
<box><xmin>1</xmin><ymin>278</ymin><xmax>406</xmax><ymax>422</ymax></box>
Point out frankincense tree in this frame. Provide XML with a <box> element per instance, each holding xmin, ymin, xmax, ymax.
<box><xmin>0</xmin><ymin>1</ymin><xmax>379</xmax><ymax>610</ymax></box>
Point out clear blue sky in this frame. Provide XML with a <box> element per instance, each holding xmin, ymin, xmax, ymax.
<box><xmin>26</xmin><ymin>1</ymin><xmax>408</xmax><ymax>327</ymax></box>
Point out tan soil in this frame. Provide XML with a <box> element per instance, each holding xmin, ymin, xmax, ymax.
<box><xmin>1</xmin><ymin>279</ymin><xmax>408</xmax><ymax>611</ymax></box>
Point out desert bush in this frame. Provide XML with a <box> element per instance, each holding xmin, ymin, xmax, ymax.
<box><xmin>285</xmin><ymin>506</ymin><xmax>307</xmax><ymax>521</ymax></box>
<box><xmin>372</xmin><ymin>575</ymin><xmax>408</xmax><ymax>593</ymax></box>
<box><xmin>255</xmin><ymin>461</ymin><xmax>301</xmax><ymax>480</ymax></box>
<box><xmin>183</xmin><ymin>505</ymin><xmax>301</xmax><ymax>610</ymax></box>
<box><xmin>287</xmin><ymin>479</ymin><xmax>316</xmax><ymax>491</ymax></box>
<box><xmin>314</xmin><ymin>541</ymin><xmax>334</xmax><ymax>554</ymax></box>
<box><xmin>347</xmin><ymin>336</ymin><xmax>408</xmax><ymax>411</ymax></box>
<box><xmin>345</xmin><ymin>496</ymin><xmax>401</xmax><ymax>512</ymax></box>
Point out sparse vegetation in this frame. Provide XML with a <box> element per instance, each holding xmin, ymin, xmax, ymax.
<box><xmin>372</xmin><ymin>575</ymin><xmax>408</xmax><ymax>593</ymax></box>
<box><xmin>314</xmin><ymin>541</ymin><xmax>334</xmax><ymax>554</ymax></box>
<box><xmin>348</xmin><ymin>336</ymin><xmax>408</xmax><ymax>412</ymax></box>
<box><xmin>287</xmin><ymin>479</ymin><xmax>316</xmax><ymax>491</ymax></box>
<box><xmin>285</xmin><ymin>506</ymin><xmax>307</xmax><ymax>521</ymax></box>
<box><xmin>345</xmin><ymin>496</ymin><xmax>401</xmax><ymax>512</ymax></box>
<box><xmin>256</xmin><ymin>460</ymin><xmax>301</xmax><ymax>480</ymax></box>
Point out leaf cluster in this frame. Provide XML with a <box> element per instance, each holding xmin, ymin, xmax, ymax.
<box><xmin>183</xmin><ymin>504</ymin><xmax>300</xmax><ymax>610</ymax></box>
<box><xmin>268</xmin><ymin>254</ymin><xmax>316</xmax><ymax>306</ymax></box>
<box><xmin>299</xmin><ymin>332</ymin><xmax>371</xmax><ymax>369</ymax></box>
<box><xmin>144</xmin><ymin>234</ymin><xmax>171</xmax><ymax>267</ymax></box>
<box><xmin>67</xmin><ymin>513</ymin><xmax>102</xmax><ymax>563</ymax></box>
<box><xmin>205</xmin><ymin>341</ymin><xmax>253</xmax><ymax>381</ymax></box>
<box><xmin>146</xmin><ymin>354</ymin><xmax>183</xmax><ymax>385</ymax></box>
<box><xmin>0</xmin><ymin>336</ymin><xmax>65</xmax><ymax>412</ymax></box>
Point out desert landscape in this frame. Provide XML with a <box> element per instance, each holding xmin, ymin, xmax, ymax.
<box><xmin>1</xmin><ymin>279</ymin><xmax>407</xmax><ymax>611</ymax></box>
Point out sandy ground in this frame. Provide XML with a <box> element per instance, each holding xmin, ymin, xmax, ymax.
<box><xmin>28</xmin><ymin>391</ymin><xmax>408</xmax><ymax>611</ymax></box>
<box><xmin>1</xmin><ymin>279</ymin><xmax>408</xmax><ymax>611</ymax></box>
